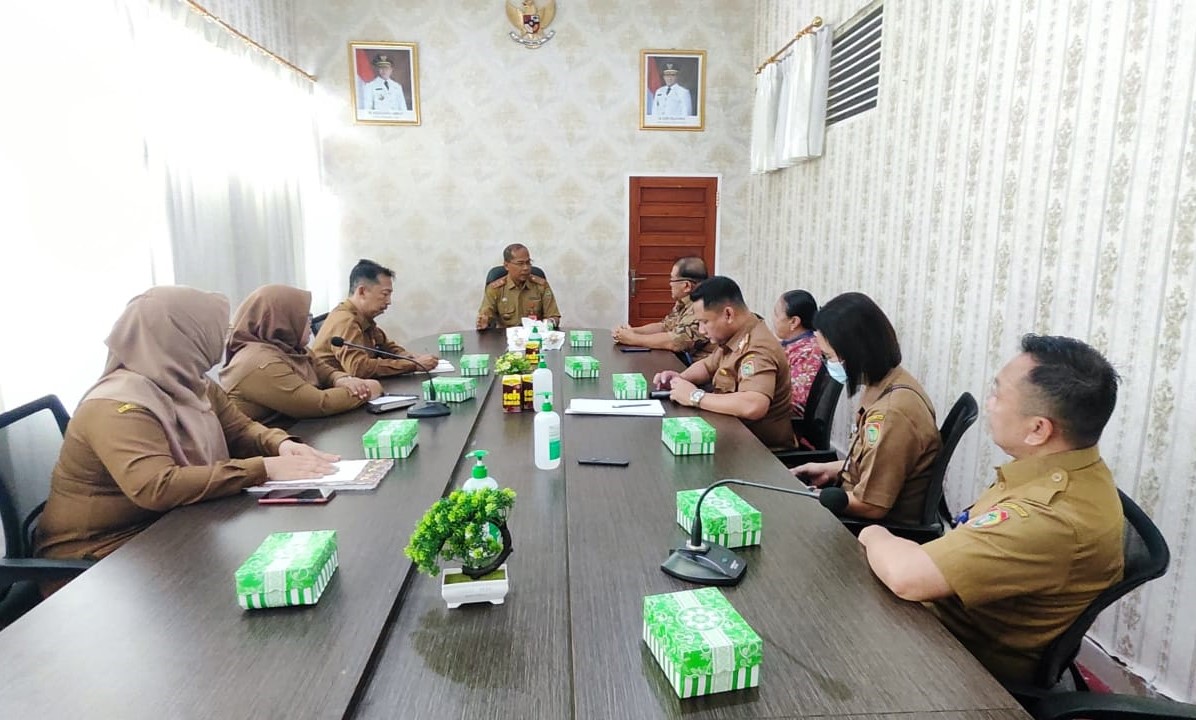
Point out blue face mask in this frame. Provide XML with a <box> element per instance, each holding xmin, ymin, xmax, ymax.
<box><xmin>825</xmin><ymin>359</ymin><xmax>848</xmax><ymax>385</ymax></box>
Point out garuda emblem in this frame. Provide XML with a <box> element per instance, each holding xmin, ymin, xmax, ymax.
<box><xmin>506</xmin><ymin>0</ymin><xmax>556</xmax><ymax>48</ymax></box>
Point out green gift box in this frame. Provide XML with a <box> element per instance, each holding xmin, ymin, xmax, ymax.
<box><xmin>421</xmin><ymin>376</ymin><xmax>478</xmax><ymax>402</ymax></box>
<box><xmin>568</xmin><ymin>330</ymin><xmax>593</xmax><ymax>348</ymax></box>
<box><xmin>564</xmin><ymin>355</ymin><xmax>600</xmax><ymax>379</ymax></box>
<box><xmin>235</xmin><ymin>531</ymin><xmax>339</xmax><ymax>610</ymax></box>
<box><xmin>676</xmin><ymin>487</ymin><xmax>762</xmax><ymax>548</ymax></box>
<box><xmin>459</xmin><ymin>354</ymin><xmax>490</xmax><ymax>377</ymax></box>
<box><xmin>612</xmin><ymin>373</ymin><xmax>648</xmax><ymax>400</ymax></box>
<box><xmin>438</xmin><ymin>333</ymin><xmax>464</xmax><ymax>352</ymax></box>
<box><xmin>362</xmin><ymin>419</ymin><xmax>419</xmax><ymax>459</ymax></box>
<box><xmin>642</xmin><ymin>587</ymin><xmax>762</xmax><ymax>698</ymax></box>
<box><xmin>662</xmin><ymin>417</ymin><xmax>717</xmax><ymax>455</ymax></box>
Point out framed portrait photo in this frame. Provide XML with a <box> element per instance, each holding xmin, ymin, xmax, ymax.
<box><xmin>349</xmin><ymin>41</ymin><xmax>420</xmax><ymax>125</ymax></box>
<box><xmin>640</xmin><ymin>49</ymin><xmax>706</xmax><ymax>131</ymax></box>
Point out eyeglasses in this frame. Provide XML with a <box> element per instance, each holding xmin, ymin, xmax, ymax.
<box><xmin>508</xmin><ymin>259</ymin><xmax>534</xmax><ymax>267</ymax></box>
<box><xmin>668</xmin><ymin>277</ymin><xmax>689</xmax><ymax>284</ymax></box>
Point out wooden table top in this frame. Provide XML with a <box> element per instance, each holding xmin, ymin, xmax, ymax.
<box><xmin>0</xmin><ymin>328</ymin><xmax>1027</xmax><ymax>719</ymax></box>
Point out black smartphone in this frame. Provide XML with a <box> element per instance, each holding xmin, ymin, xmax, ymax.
<box><xmin>577</xmin><ymin>458</ymin><xmax>630</xmax><ymax>467</ymax></box>
<box><xmin>619</xmin><ymin>346</ymin><xmax>651</xmax><ymax>353</ymax></box>
<box><xmin>257</xmin><ymin>488</ymin><xmax>336</xmax><ymax>505</ymax></box>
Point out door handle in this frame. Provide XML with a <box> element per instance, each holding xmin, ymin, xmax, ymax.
<box><xmin>629</xmin><ymin>269</ymin><xmax>646</xmax><ymax>297</ymax></box>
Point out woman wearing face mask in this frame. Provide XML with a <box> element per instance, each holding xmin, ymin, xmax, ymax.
<box><xmin>771</xmin><ymin>289</ymin><xmax>822</xmax><ymax>419</ymax></box>
<box><xmin>35</xmin><ymin>286</ymin><xmax>340</xmax><ymax>580</ymax></box>
<box><xmin>221</xmin><ymin>284</ymin><xmax>381</xmax><ymax>428</ymax></box>
<box><xmin>790</xmin><ymin>292</ymin><xmax>942</xmax><ymax>524</ymax></box>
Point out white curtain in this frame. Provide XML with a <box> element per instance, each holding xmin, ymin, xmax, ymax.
<box><xmin>750</xmin><ymin>63</ymin><xmax>782</xmax><ymax>174</ymax></box>
<box><xmin>0</xmin><ymin>0</ymin><xmax>320</xmax><ymax>413</ymax></box>
<box><xmin>751</xmin><ymin>25</ymin><xmax>833</xmax><ymax>173</ymax></box>
<box><xmin>129</xmin><ymin>0</ymin><xmax>320</xmax><ymax>309</ymax></box>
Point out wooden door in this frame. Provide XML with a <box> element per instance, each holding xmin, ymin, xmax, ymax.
<box><xmin>627</xmin><ymin>176</ymin><xmax>718</xmax><ymax>326</ymax></box>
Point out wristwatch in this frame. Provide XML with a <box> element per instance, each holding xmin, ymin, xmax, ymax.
<box><xmin>689</xmin><ymin>389</ymin><xmax>706</xmax><ymax>408</ymax></box>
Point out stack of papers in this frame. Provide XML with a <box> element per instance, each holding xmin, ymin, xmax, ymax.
<box><xmin>245</xmin><ymin>459</ymin><xmax>394</xmax><ymax>492</ymax></box>
<box><xmin>564</xmin><ymin>399</ymin><xmax>666</xmax><ymax>417</ymax></box>
<box><xmin>431</xmin><ymin>359</ymin><xmax>456</xmax><ymax>373</ymax></box>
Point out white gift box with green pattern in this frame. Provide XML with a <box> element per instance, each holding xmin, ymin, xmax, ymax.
<box><xmin>564</xmin><ymin>355</ymin><xmax>600</xmax><ymax>379</ymax></box>
<box><xmin>363</xmin><ymin>419</ymin><xmax>418</xmax><ymax>459</ymax></box>
<box><xmin>661</xmin><ymin>417</ymin><xmax>717</xmax><ymax>455</ymax></box>
<box><xmin>235</xmin><ymin>530</ymin><xmax>339</xmax><ymax>610</ymax></box>
<box><xmin>676</xmin><ymin>486</ymin><xmax>762</xmax><ymax>548</ymax></box>
<box><xmin>568</xmin><ymin>330</ymin><xmax>593</xmax><ymax>348</ymax></box>
<box><xmin>612</xmin><ymin>373</ymin><xmax>648</xmax><ymax>400</ymax></box>
<box><xmin>642</xmin><ymin>587</ymin><xmax>762</xmax><ymax>698</ymax></box>
<box><xmin>459</xmin><ymin>354</ymin><xmax>490</xmax><ymax>376</ymax></box>
<box><xmin>437</xmin><ymin>333</ymin><xmax>464</xmax><ymax>352</ymax></box>
<box><xmin>421</xmin><ymin>376</ymin><xmax>478</xmax><ymax>402</ymax></box>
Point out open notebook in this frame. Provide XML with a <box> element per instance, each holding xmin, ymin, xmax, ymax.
<box><xmin>245</xmin><ymin>459</ymin><xmax>394</xmax><ymax>492</ymax></box>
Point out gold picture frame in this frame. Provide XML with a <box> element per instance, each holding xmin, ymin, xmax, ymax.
<box><xmin>349</xmin><ymin>41</ymin><xmax>421</xmax><ymax>126</ymax></box>
<box><xmin>640</xmin><ymin>49</ymin><xmax>706</xmax><ymax>131</ymax></box>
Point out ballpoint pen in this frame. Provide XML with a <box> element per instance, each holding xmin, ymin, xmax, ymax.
<box><xmin>612</xmin><ymin>403</ymin><xmax>652</xmax><ymax>408</ymax></box>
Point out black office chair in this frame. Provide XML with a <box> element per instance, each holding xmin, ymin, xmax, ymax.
<box><xmin>0</xmin><ymin>395</ymin><xmax>93</xmax><ymax>628</ymax></box>
<box><xmin>310</xmin><ymin>312</ymin><xmax>329</xmax><ymax>336</ymax></box>
<box><xmin>1007</xmin><ymin>489</ymin><xmax>1171</xmax><ymax>713</ymax></box>
<box><xmin>794</xmin><ymin>365</ymin><xmax>843</xmax><ymax>452</ymax></box>
<box><xmin>1032</xmin><ymin>691</ymin><xmax>1196</xmax><ymax>719</ymax></box>
<box><xmin>485</xmin><ymin>265</ymin><xmax>546</xmax><ymax>285</ymax></box>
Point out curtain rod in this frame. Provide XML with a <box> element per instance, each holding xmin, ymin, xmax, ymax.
<box><xmin>184</xmin><ymin>0</ymin><xmax>317</xmax><ymax>82</ymax></box>
<box><xmin>756</xmin><ymin>16</ymin><xmax>823</xmax><ymax>74</ymax></box>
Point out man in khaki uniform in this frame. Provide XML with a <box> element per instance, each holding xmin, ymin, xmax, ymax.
<box><xmin>857</xmin><ymin>334</ymin><xmax>1125</xmax><ymax>684</ymax></box>
<box><xmin>313</xmin><ymin>258</ymin><xmax>438</xmax><ymax>378</ymax></box>
<box><xmin>652</xmin><ymin>276</ymin><xmax>793</xmax><ymax>448</ymax></box>
<box><xmin>476</xmin><ymin>243</ymin><xmax>562</xmax><ymax>329</ymax></box>
<box><xmin>612</xmin><ymin>256</ymin><xmax>712</xmax><ymax>362</ymax></box>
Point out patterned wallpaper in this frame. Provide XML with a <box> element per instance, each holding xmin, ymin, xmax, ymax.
<box><xmin>753</xmin><ymin>0</ymin><xmax>1196</xmax><ymax>701</ymax></box>
<box><xmin>292</xmin><ymin>0</ymin><xmax>755</xmax><ymax>340</ymax></box>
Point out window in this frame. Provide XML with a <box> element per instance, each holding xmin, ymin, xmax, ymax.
<box><xmin>826</xmin><ymin>1</ymin><xmax>883</xmax><ymax>126</ymax></box>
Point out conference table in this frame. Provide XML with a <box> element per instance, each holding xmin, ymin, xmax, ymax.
<box><xmin>0</xmin><ymin>330</ymin><xmax>1030</xmax><ymax>719</ymax></box>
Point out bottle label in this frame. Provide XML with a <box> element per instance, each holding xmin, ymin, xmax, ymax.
<box><xmin>548</xmin><ymin>436</ymin><xmax>561</xmax><ymax>460</ymax></box>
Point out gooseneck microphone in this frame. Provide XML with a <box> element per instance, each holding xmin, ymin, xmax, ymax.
<box><xmin>330</xmin><ymin>336</ymin><xmax>451</xmax><ymax>418</ymax></box>
<box><xmin>661</xmin><ymin>478</ymin><xmax>849</xmax><ymax>587</ymax></box>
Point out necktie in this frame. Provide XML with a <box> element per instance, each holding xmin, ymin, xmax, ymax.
<box><xmin>385</xmin><ymin>80</ymin><xmax>390</xmax><ymax>90</ymax></box>
<box><xmin>666</xmin><ymin>87</ymin><xmax>671</xmax><ymax>95</ymax></box>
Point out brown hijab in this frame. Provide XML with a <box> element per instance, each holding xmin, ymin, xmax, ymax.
<box><xmin>219</xmin><ymin>284</ymin><xmax>318</xmax><ymax>391</ymax></box>
<box><xmin>85</xmin><ymin>286</ymin><xmax>231</xmax><ymax>466</ymax></box>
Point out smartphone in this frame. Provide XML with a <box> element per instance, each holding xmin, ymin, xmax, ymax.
<box><xmin>619</xmin><ymin>346</ymin><xmax>651</xmax><ymax>353</ymax></box>
<box><xmin>578</xmin><ymin>458</ymin><xmax>630</xmax><ymax>467</ymax></box>
<box><xmin>257</xmin><ymin>488</ymin><xmax>336</xmax><ymax>505</ymax></box>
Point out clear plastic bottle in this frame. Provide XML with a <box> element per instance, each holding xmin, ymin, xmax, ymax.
<box><xmin>534</xmin><ymin>401</ymin><xmax>561</xmax><ymax>470</ymax></box>
<box><xmin>532</xmin><ymin>356</ymin><xmax>553</xmax><ymax>409</ymax></box>
<box><xmin>461</xmin><ymin>450</ymin><xmax>499</xmax><ymax>491</ymax></box>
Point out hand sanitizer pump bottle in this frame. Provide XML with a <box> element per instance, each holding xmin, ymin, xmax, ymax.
<box><xmin>462</xmin><ymin>450</ymin><xmax>499</xmax><ymax>491</ymax></box>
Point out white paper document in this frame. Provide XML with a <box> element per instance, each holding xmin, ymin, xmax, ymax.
<box><xmin>431</xmin><ymin>359</ymin><xmax>456</xmax><ymax>373</ymax></box>
<box><xmin>245</xmin><ymin>459</ymin><xmax>394</xmax><ymax>492</ymax></box>
<box><xmin>564</xmin><ymin>399</ymin><xmax>666</xmax><ymax>417</ymax></box>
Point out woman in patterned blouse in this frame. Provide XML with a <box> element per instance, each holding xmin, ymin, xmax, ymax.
<box><xmin>771</xmin><ymin>289</ymin><xmax>822</xmax><ymax>419</ymax></box>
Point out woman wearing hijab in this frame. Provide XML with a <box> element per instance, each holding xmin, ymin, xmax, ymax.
<box><xmin>790</xmin><ymin>292</ymin><xmax>942</xmax><ymax>524</ymax></box>
<box><xmin>34</xmin><ymin>286</ymin><xmax>339</xmax><ymax>567</ymax></box>
<box><xmin>221</xmin><ymin>284</ymin><xmax>381</xmax><ymax>427</ymax></box>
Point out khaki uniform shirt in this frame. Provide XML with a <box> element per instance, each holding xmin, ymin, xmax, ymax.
<box><xmin>699</xmin><ymin>315</ymin><xmax>794</xmax><ymax>448</ymax></box>
<box><xmin>35</xmin><ymin>384</ymin><xmax>291</xmax><ymax>562</ymax></box>
<box><xmin>923</xmin><ymin>446</ymin><xmax>1124</xmax><ymax>684</ymax></box>
<box><xmin>312</xmin><ymin>300</ymin><xmax>419</xmax><ymax>378</ymax></box>
<box><xmin>477</xmin><ymin>275</ymin><xmax>561</xmax><ymax>329</ymax></box>
<box><xmin>661</xmin><ymin>296</ymin><xmax>712</xmax><ymax>361</ymax></box>
<box><xmin>225</xmin><ymin>350</ymin><xmax>364</xmax><ymax>428</ymax></box>
<box><xmin>839</xmin><ymin>367</ymin><xmax>941</xmax><ymax>525</ymax></box>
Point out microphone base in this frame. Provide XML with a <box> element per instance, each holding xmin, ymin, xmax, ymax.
<box><xmin>661</xmin><ymin>542</ymin><xmax>746</xmax><ymax>586</ymax></box>
<box><xmin>407</xmin><ymin>401</ymin><xmax>452</xmax><ymax>418</ymax></box>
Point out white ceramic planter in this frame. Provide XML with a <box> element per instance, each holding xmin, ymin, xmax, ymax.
<box><xmin>441</xmin><ymin>564</ymin><xmax>509</xmax><ymax>609</ymax></box>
